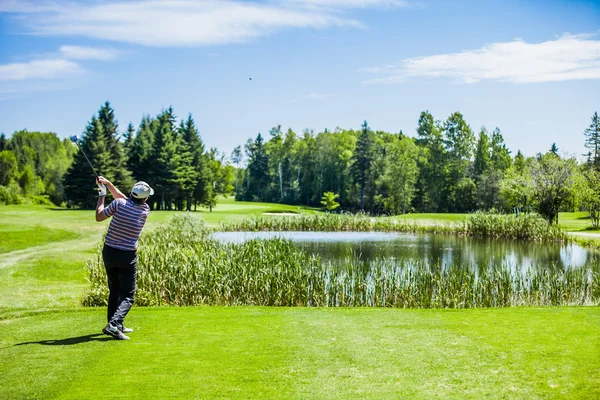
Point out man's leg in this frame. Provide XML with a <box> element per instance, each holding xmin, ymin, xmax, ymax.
<box><xmin>102</xmin><ymin>245</ymin><xmax>121</xmax><ymax>324</ymax></box>
<box><xmin>109</xmin><ymin>251</ymin><xmax>137</xmax><ymax>329</ymax></box>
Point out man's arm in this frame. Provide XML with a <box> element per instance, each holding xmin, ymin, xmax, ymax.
<box><xmin>96</xmin><ymin>194</ymin><xmax>109</xmax><ymax>222</ymax></box>
<box><xmin>98</xmin><ymin>176</ymin><xmax>127</xmax><ymax>200</ymax></box>
<box><xmin>95</xmin><ymin>179</ymin><xmax>108</xmax><ymax>222</ymax></box>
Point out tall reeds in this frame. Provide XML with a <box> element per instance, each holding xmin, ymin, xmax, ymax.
<box><xmin>219</xmin><ymin>212</ymin><xmax>567</xmax><ymax>242</ymax></box>
<box><xmin>83</xmin><ymin>216</ymin><xmax>597</xmax><ymax>308</ymax></box>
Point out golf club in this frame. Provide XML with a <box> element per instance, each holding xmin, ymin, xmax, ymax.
<box><xmin>70</xmin><ymin>135</ymin><xmax>100</xmax><ymax>179</ymax></box>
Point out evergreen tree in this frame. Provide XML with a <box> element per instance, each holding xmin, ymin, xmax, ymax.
<box><xmin>514</xmin><ymin>150</ymin><xmax>526</xmax><ymax>173</ymax></box>
<box><xmin>128</xmin><ymin>116</ymin><xmax>156</xmax><ymax>184</ymax></box>
<box><xmin>473</xmin><ymin>127</ymin><xmax>491</xmax><ymax>179</ymax></box>
<box><xmin>0</xmin><ymin>133</ymin><xmax>6</xmax><ymax>151</ymax></box>
<box><xmin>63</xmin><ymin>117</ymin><xmax>112</xmax><ymax>208</ymax></box>
<box><xmin>584</xmin><ymin>112</ymin><xmax>600</xmax><ymax>169</ymax></box>
<box><xmin>413</xmin><ymin>111</ymin><xmax>446</xmax><ymax>212</ymax></box>
<box><xmin>123</xmin><ymin>122</ymin><xmax>135</xmax><ymax>154</ymax></box>
<box><xmin>149</xmin><ymin>107</ymin><xmax>182</xmax><ymax>210</ymax></box>
<box><xmin>550</xmin><ymin>142</ymin><xmax>559</xmax><ymax>156</ymax></box>
<box><xmin>443</xmin><ymin>112</ymin><xmax>475</xmax><ymax>211</ymax></box>
<box><xmin>490</xmin><ymin>128</ymin><xmax>511</xmax><ymax>172</ymax></box>
<box><xmin>97</xmin><ymin>102</ymin><xmax>133</xmax><ymax>193</ymax></box>
<box><xmin>351</xmin><ymin>121</ymin><xmax>375</xmax><ymax>210</ymax></box>
<box><xmin>179</xmin><ymin>114</ymin><xmax>209</xmax><ymax>211</ymax></box>
<box><xmin>246</xmin><ymin>134</ymin><xmax>269</xmax><ymax>200</ymax></box>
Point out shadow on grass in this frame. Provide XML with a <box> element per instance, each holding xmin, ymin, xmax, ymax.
<box><xmin>15</xmin><ymin>333</ymin><xmax>112</xmax><ymax>346</ymax></box>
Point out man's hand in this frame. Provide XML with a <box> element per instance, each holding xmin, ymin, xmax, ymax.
<box><xmin>98</xmin><ymin>183</ymin><xmax>107</xmax><ymax>197</ymax></box>
<box><xmin>96</xmin><ymin>176</ymin><xmax>127</xmax><ymax>200</ymax></box>
<box><xmin>97</xmin><ymin>176</ymin><xmax>112</xmax><ymax>187</ymax></box>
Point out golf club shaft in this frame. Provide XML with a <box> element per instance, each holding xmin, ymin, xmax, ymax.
<box><xmin>75</xmin><ymin>142</ymin><xmax>100</xmax><ymax>179</ymax></box>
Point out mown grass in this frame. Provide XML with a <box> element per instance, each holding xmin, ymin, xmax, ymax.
<box><xmin>0</xmin><ymin>225</ymin><xmax>79</xmax><ymax>254</ymax></box>
<box><xmin>84</xmin><ymin>216</ymin><xmax>597</xmax><ymax>308</ymax></box>
<box><xmin>1</xmin><ymin>307</ymin><xmax>598</xmax><ymax>399</ymax></box>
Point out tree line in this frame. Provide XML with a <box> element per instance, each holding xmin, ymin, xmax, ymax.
<box><xmin>1</xmin><ymin>102</ymin><xmax>599</xmax><ymax>224</ymax></box>
<box><xmin>237</xmin><ymin>111</ymin><xmax>600</xmax><ymax>224</ymax></box>
<box><xmin>0</xmin><ymin>102</ymin><xmax>234</xmax><ymax>210</ymax></box>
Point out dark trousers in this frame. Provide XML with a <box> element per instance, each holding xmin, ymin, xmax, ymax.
<box><xmin>102</xmin><ymin>244</ymin><xmax>137</xmax><ymax>329</ymax></box>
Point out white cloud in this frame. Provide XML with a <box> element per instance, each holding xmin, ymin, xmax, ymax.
<box><xmin>59</xmin><ymin>45</ymin><xmax>119</xmax><ymax>61</ymax></box>
<box><xmin>0</xmin><ymin>59</ymin><xmax>83</xmax><ymax>81</ymax></box>
<box><xmin>306</xmin><ymin>93</ymin><xmax>333</xmax><ymax>99</ymax></box>
<box><xmin>2</xmin><ymin>0</ymin><xmax>371</xmax><ymax>47</ymax></box>
<box><xmin>284</xmin><ymin>0</ymin><xmax>408</xmax><ymax>9</ymax></box>
<box><xmin>363</xmin><ymin>33</ymin><xmax>600</xmax><ymax>84</ymax></box>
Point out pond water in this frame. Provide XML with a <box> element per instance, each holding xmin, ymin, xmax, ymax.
<box><xmin>212</xmin><ymin>231</ymin><xmax>600</xmax><ymax>271</ymax></box>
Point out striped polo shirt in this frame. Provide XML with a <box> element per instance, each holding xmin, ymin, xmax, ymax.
<box><xmin>103</xmin><ymin>198</ymin><xmax>150</xmax><ymax>251</ymax></box>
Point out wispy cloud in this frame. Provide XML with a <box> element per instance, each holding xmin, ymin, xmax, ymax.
<box><xmin>59</xmin><ymin>45</ymin><xmax>119</xmax><ymax>61</ymax></box>
<box><xmin>363</xmin><ymin>33</ymin><xmax>600</xmax><ymax>84</ymax></box>
<box><xmin>0</xmin><ymin>59</ymin><xmax>83</xmax><ymax>81</ymax></box>
<box><xmin>0</xmin><ymin>0</ymin><xmax>395</xmax><ymax>47</ymax></box>
<box><xmin>306</xmin><ymin>93</ymin><xmax>333</xmax><ymax>99</ymax></box>
<box><xmin>284</xmin><ymin>0</ymin><xmax>408</xmax><ymax>10</ymax></box>
<box><xmin>0</xmin><ymin>45</ymin><xmax>118</xmax><ymax>99</ymax></box>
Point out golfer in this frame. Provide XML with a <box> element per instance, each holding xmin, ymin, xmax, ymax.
<box><xmin>95</xmin><ymin>176</ymin><xmax>153</xmax><ymax>340</ymax></box>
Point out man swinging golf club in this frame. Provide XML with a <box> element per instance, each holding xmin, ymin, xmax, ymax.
<box><xmin>95</xmin><ymin>176</ymin><xmax>153</xmax><ymax>340</ymax></box>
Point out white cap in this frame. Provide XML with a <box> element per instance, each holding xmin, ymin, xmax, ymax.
<box><xmin>131</xmin><ymin>181</ymin><xmax>154</xmax><ymax>199</ymax></box>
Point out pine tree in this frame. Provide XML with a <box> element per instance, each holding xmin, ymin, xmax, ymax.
<box><xmin>179</xmin><ymin>114</ymin><xmax>208</xmax><ymax>211</ymax></box>
<box><xmin>247</xmin><ymin>134</ymin><xmax>269</xmax><ymax>200</ymax></box>
<box><xmin>514</xmin><ymin>150</ymin><xmax>526</xmax><ymax>174</ymax></box>
<box><xmin>351</xmin><ymin>121</ymin><xmax>375</xmax><ymax>211</ymax></box>
<box><xmin>97</xmin><ymin>102</ymin><xmax>133</xmax><ymax>193</ymax></box>
<box><xmin>584</xmin><ymin>112</ymin><xmax>600</xmax><ymax>169</ymax></box>
<box><xmin>473</xmin><ymin>127</ymin><xmax>491</xmax><ymax>179</ymax></box>
<box><xmin>490</xmin><ymin>128</ymin><xmax>511</xmax><ymax>172</ymax></box>
<box><xmin>123</xmin><ymin>123</ymin><xmax>135</xmax><ymax>155</ymax></box>
<box><xmin>550</xmin><ymin>143</ymin><xmax>559</xmax><ymax>156</ymax></box>
<box><xmin>149</xmin><ymin>108</ymin><xmax>182</xmax><ymax>210</ymax></box>
<box><xmin>0</xmin><ymin>133</ymin><xmax>6</xmax><ymax>152</ymax></box>
<box><xmin>63</xmin><ymin>117</ymin><xmax>112</xmax><ymax>208</ymax></box>
<box><xmin>413</xmin><ymin>111</ymin><xmax>446</xmax><ymax>212</ymax></box>
<box><xmin>128</xmin><ymin>116</ymin><xmax>156</xmax><ymax>185</ymax></box>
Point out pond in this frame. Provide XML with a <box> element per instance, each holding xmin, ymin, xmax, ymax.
<box><xmin>212</xmin><ymin>231</ymin><xmax>600</xmax><ymax>271</ymax></box>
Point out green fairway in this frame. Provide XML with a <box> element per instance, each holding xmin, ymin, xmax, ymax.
<box><xmin>0</xmin><ymin>200</ymin><xmax>310</xmax><ymax>310</ymax></box>
<box><xmin>1</xmin><ymin>307</ymin><xmax>598</xmax><ymax>399</ymax></box>
<box><xmin>558</xmin><ymin>211</ymin><xmax>600</xmax><ymax>233</ymax></box>
<box><xmin>1</xmin><ymin>201</ymin><xmax>599</xmax><ymax>399</ymax></box>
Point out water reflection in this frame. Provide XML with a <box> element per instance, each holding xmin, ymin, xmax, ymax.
<box><xmin>212</xmin><ymin>231</ymin><xmax>600</xmax><ymax>272</ymax></box>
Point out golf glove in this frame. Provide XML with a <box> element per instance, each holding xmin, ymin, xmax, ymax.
<box><xmin>98</xmin><ymin>183</ymin><xmax>107</xmax><ymax>197</ymax></box>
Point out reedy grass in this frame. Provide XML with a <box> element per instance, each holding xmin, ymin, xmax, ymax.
<box><xmin>83</xmin><ymin>215</ymin><xmax>597</xmax><ymax>308</ymax></box>
<box><xmin>219</xmin><ymin>211</ymin><xmax>568</xmax><ymax>242</ymax></box>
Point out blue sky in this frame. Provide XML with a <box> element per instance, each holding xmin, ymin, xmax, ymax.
<box><xmin>1</xmin><ymin>0</ymin><xmax>599</xmax><ymax>158</ymax></box>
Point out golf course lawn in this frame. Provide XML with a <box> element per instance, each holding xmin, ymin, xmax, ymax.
<box><xmin>1</xmin><ymin>307</ymin><xmax>599</xmax><ymax>399</ymax></box>
<box><xmin>1</xmin><ymin>200</ymin><xmax>599</xmax><ymax>399</ymax></box>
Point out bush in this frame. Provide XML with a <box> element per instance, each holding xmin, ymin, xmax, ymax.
<box><xmin>0</xmin><ymin>184</ymin><xmax>24</xmax><ymax>205</ymax></box>
<box><xmin>29</xmin><ymin>195</ymin><xmax>54</xmax><ymax>205</ymax></box>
